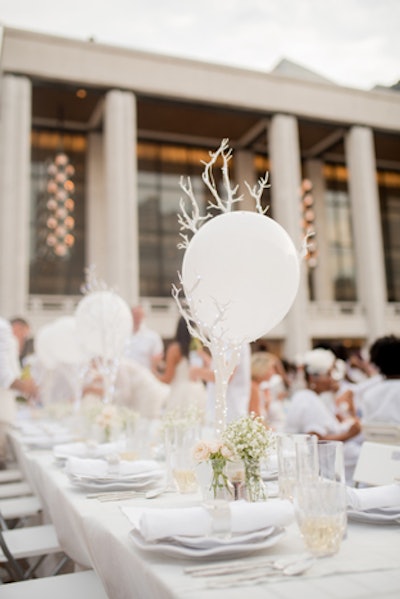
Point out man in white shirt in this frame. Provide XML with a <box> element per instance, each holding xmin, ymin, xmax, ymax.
<box><xmin>124</xmin><ymin>306</ymin><xmax>164</xmax><ymax>371</ymax></box>
<box><xmin>0</xmin><ymin>317</ymin><xmax>37</xmax><ymax>462</ymax></box>
<box><xmin>0</xmin><ymin>317</ymin><xmax>37</xmax><ymax>398</ymax></box>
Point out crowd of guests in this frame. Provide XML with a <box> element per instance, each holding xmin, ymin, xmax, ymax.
<box><xmin>0</xmin><ymin>307</ymin><xmax>399</xmax><ymax>479</ymax></box>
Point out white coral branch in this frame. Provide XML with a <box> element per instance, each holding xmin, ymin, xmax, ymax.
<box><xmin>201</xmin><ymin>138</ymin><xmax>243</xmax><ymax>213</ymax></box>
<box><xmin>177</xmin><ymin>177</ymin><xmax>211</xmax><ymax>248</ymax></box>
<box><xmin>244</xmin><ymin>172</ymin><xmax>270</xmax><ymax>215</ymax></box>
<box><xmin>172</xmin><ymin>276</ymin><xmax>231</xmax><ymax>349</ymax></box>
<box><xmin>300</xmin><ymin>231</ymin><xmax>316</xmax><ymax>259</ymax></box>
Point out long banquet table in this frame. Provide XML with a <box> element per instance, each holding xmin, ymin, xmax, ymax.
<box><xmin>8</xmin><ymin>428</ymin><xmax>400</xmax><ymax>599</ymax></box>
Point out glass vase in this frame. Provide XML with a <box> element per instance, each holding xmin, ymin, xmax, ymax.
<box><xmin>243</xmin><ymin>458</ymin><xmax>267</xmax><ymax>502</ymax></box>
<box><xmin>210</xmin><ymin>458</ymin><xmax>234</xmax><ymax>500</ymax></box>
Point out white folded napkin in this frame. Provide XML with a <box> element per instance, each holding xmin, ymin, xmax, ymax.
<box><xmin>346</xmin><ymin>483</ymin><xmax>400</xmax><ymax>511</ymax></box>
<box><xmin>54</xmin><ymin>440</ymin><xmax>124</xmax><ymax>459</ymax></box>
<box><xmin>66</xmin><ymin>456</ymin><xmax>161</xmax><ymax>478</ymax></box>
<box><xmin>126</xmin><ymin>500</ymin><xmax>294</xmax><ymax>541</ymax></box>
<box><xmin>25</xmin><ymin>433</ymin><xmax>74</xmax><ymax>447</ymax></box>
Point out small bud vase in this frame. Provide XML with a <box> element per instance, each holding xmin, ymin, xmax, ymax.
<box><xmin>243</xmin><ymin>458</ymin><xmax>267</xmax><ymax>502</ymax></box>
<box><xmin>210</xmin><ymin>457</ymin><xmax>234</xmax><ymax>500</ymax></box>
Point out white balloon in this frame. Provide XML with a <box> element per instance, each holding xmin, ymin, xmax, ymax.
<box><xmin>35</xmin><ymin>322</ymin><xmax>59</xmax><ymax>369</ymax></box>
<box><xmin>75</xmin><ymin>291</ymin><xmax>133</xmax><ymax>360</ymax></box>
<box><xmin>181</xmin><ymin>211</ymin><xmax>300</xmax><ymax>343</ymax></box>
<box><xmin>35</xmin><ymin>317</ymin><xmax>89</xmax><ymax>368</ymax></box>
<box><xmin>51</xmin><ymin>316</ymin><xmax>89</xmax><ymax>365</ymax></box>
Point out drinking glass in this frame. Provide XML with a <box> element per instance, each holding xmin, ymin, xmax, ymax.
<box><xmin>294</xmin><ymin>479</ymin><xmax>347</xmax><ymax>557</ymax></box>
<box><xmin>277</xmin><ymin>433</ymin><xmax>317</xmax><ymax>500</ymax></box>
<box><xmin>165</xmin><ymin>424</ymin><xmax>199</xmax><ymax>494</ymax></box>
<box><xmin>317</xmin><ymin>440</ymin><xmax>346</xmax><ymax>484</ymax></box>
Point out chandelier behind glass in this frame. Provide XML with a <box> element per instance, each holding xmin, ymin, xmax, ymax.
<box><xmin>44</xmin><ymin>152</ymin><xmax>76</xmax><ymax>259</ymax></box>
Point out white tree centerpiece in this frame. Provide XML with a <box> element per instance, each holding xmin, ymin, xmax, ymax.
<box><xmin>75</xmin><ymin>266</ymin><xmax>133</xmax><ymax>404</ymax></box>
<box><xmin>173</xmin><ymin>139</ymin><xmax>300</xmax><ymax>435</ymax></box>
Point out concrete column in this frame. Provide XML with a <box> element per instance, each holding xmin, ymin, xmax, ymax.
<box><xmin>103</xmin><ymin>90</ymin><xmax>139</xmax><ymax>305</ymax></box>
<box><xmin>269</xmin><ymin>114</ymin><xmax>310</xmax><ymax>360</ymax></box>
<box><xmin>305</xmin><ymin>159</ymin><xmax>333</xmax><ymax>302</ymax></box>
<box><xmin>234</xmin><ymin>149</ymin><xmax>257</xmax><ymax>211</ymax></box>
<box><xmin>0</xmin><ymin>75</ymin><xmax>31</xmax><ymax>318</ymax></box>
<box><xmin>345</xmin><ymin>126</ymin><xmax>386</xmax><ymax>342</ymax></box>
<box><xmin>86</xmin><ymin>132</ymin><xmax>107</xmax><ymax>280</ymax></box>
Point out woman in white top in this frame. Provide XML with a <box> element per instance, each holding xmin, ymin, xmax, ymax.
<box><xmin>249</xmin><ymin>351</ymin><xmax>287</xmax><ymax>431</ymax></box>
<box><xmin>361</xmin><ymin>335</ymin><xmax>400</xmax><ymax>423</ymax></box>
<box><xmin>153</xmin><ymin>317</ymin><xmax>206</xmax><ymax>419</ymax></box>
<box><xmin>286</xmin><ymin>348</ymin><xmax>362</xmax><ymax>481</ymax></box>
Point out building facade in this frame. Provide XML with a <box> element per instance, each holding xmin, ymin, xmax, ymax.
<box><xmin>0</xmin><ymin>26</ymin><xmax>399</xmax><ymax>360</ymax></box>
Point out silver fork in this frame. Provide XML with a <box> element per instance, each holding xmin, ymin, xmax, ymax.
<box><xmin>86</xmin><ymin>491</ymin><xmax>143</xmax><ymax>501</ymax></box>
<box><xmin>202</xmin><ymin>557</ymin><xmax>315</xmax><ymax>588</ymax></box>
<box><xmin>185</xmin><ymin>554</ymin><xmax>314</xmax><ymax>578</ymax></box>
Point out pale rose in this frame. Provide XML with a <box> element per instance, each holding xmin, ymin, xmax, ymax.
<box><xmin>208</xmin><ymin>440</ymin><xmax>221</xmax><ymax>455</ymax></box>
<box><xmin>193</xmin><ymin>441</ymin><xmax>211</xmax><ymax>462</ymax></box>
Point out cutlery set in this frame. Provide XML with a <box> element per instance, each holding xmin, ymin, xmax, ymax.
<box><xmin>86</xmin><ymin>486</ymin><xmax>171</xmax><ymax>501</ymax></box>
<box><xmin>185</xmin><ymin>554</ymin><xmax>315</xmax><ymax>587</ymax></box>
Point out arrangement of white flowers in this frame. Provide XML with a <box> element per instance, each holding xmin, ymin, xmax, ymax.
<box><xmin>81</xmin><ymin>400</ymin><xmax>138</xmax><ymax>442</ymax></box>
<box><xmin>223</xmin><ymin>414</ymin><xmax>274</xmax><ymax>502</ymax></box>
<box><xmin>44</xmin><ymin>402</ymin><xmax>74</xmax><ymax>421</ymax></box>
<box><xmin>223</xmin><ymin>413</ymin><xmax>273</xmax><ymax>462</ymax></box>
<box><xmin>161</xmin><ymin>405</ymin><xmax>203</xmax><ymax>432</ymax></box>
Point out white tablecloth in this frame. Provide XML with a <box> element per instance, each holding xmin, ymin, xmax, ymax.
<box><xmin>8</xmin><ymin>429</ymin><xmax>400</xmax><ymax>599</ymax></box>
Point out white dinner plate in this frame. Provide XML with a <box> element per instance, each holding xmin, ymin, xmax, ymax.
<box><xmin>24</xmin><ymin>434</ymin><xmax>76</xmax><ymax>449</ymax></box>
<box><xmin>129</xmin><ymin>526</ymin><xmax>285</xmax><ymax>559</ymax></box>
<box><xmin>54</xmin><ymin>441</ymin><xmax>124</xmax><ymax>461</ymax></box>
<box><xmin>347</xmin><ymin>505</ymin><xmax>400</xmax><ymax>524</ymax></box>
<box><xmin>67</xmin><ymin>470</ymin><xmax>164</xmax><ymax>492</ymax></box>
<box><xmin>172</xmin><ymin>526</ymin><xmax>276</xmax><ymax>550</ymax></box>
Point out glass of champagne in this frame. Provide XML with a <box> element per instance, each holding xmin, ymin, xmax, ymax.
<box><xmin>165</xmin><ymin>424</ymin><xmax>199</xmax><ymax>494</ymax></box>
<box><xmin>294</xmin><ymin>479</ymin><xmax>347</xmax><ymax>557</ymax></box>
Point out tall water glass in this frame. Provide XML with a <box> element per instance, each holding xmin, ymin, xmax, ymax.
<box><xmin>277</xmin><ymin>433</ymin><xmax>317</xmax><ymax>500</ymax></box>
<box><xmin>317</xmin><ymin>440</ymin><xmax>346</xmax><ymax>484</ymax></box>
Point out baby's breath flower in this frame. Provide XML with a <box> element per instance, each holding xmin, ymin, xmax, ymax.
<box><xmin>223</xmin><ymin>413</ymin><xmax>272</xmax><ymax>462</ymax></box>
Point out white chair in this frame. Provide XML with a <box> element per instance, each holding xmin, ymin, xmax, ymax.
<box><xmin>353</xmin><ymin>441</ymin><xmax>400</xmax><ymax>487</ymax></box>
<box><xmin>362</xmin><ymin>422</ymin><xmax>400</xmax><ymax>446</ymax></box>
<box><xmin>0</xmin><ymin>523</ymin><xmax>70</xmax><ymax>582</ymax></box>
<box><xmin>0</xmin><ymin>483</ymin><xmax>32</xmax><ymax>501</ymax></box>
<box><xmin>0</xmin><ymin>570</ymin><xmax>109</xmax><ymax>598</ymax></box>
<box><xmin>0</xmin><ymin>496</ymin><xmax>42</xmax><ymax>528</ymax></box>
<box><xmin>0</xmin><ymin>470</ymin><xmax>22</xmax><ymax>485</ymax></box>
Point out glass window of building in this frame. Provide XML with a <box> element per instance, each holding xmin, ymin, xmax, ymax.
<box><xmin>137</xmin><ymin>143</ymin><xmax>229</xmax><ymax>297</ymax></box>
<box><xmin>30</xmin><ymin>129</ymin><xmax>86</xmax><ymax>295</ymax></box>
<box><xmin>378</xmin><ymin>170</ymin><xmax>400</xmax><ymax>301</ymax></box>
<box><xmin>324</xmin><ymin>164</ymin><xmax>357</xmax><ymax>301</ymax></box>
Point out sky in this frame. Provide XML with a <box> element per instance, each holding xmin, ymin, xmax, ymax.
<box><xmin>0</xmin><ymin>0</ymin><xmax>399</xmax><ymax>91</ymax></box>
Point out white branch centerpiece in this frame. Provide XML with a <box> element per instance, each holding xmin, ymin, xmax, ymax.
<box><xmin>173</xmin><ymin>139</ymin><xmax>300</xmax><ymax>435</ymax></box>
<box><xmin>75</xmin><ymin>266</ymin><xmax>133</xmax><ymax>405</ymax></box>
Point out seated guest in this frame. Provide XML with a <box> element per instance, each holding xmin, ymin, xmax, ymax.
<box><xmin>361</xmin><ymin>335</ymin><xmax>400</xmax><ymax>423</ymax></box>
<box><xmin>249</xmin><ymin>351</ymin><xmax>287</xmax><ymax>430</ymax></box>
<box><xmin>285</xmin><ymin>348</ymin><xmax>362</xmax><ymax>482</ymax></box>
<box><xmin>124</xmin><ymin>305</ymin><xmax>164</xmax><ymax>371</ymax></box>
<box><xmin>10</xmin><ymin>316</ymin><xmax>34</xmax><ymax>366</ymax></box>
<box><xmin>0</xmin><ymin>317</ymin><xmax>37</xmax><ymax>400</ymax></box>
<box><xmin>0</xmin><ymin>317</ymin><xmax>38</xmax><ymax>464</ymax></box>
